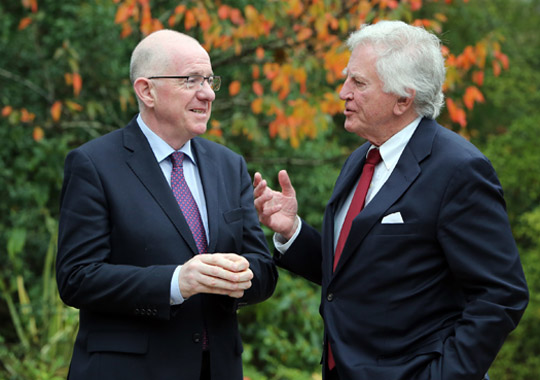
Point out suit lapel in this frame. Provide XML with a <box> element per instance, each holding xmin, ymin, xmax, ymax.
<box><xmin>328</xmin><ymin>145</ymin><xmax>370</xmax><ymax>208</ymax></box>
<box><xmin>123</xmin><ymin>119</ymin><xmax>200</xmax><ymax>255</ymax></box>
<box><xmin>191</xmin><ymin>138</ymin><xmax>220</xmax><ymax>253</ymax></box>
<box><xmin>323</xmin><ymin>144</ymin><xmax>370</xmax><ymax>275</ymax></box>
<box><xmin>332</xmin><ymin>118</ymin><xmax>438</xmax><ymax>275</ymax></box>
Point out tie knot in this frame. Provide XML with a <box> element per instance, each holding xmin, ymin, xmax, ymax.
<box><xmin>366</xmin><ymin>148</ymin><xmax>381</xmax><ymax>165</ymax></box>
<box><xmin>170</xmin><ymin>151</ymin><xmax>185</xmax><ymax>168</ymax></box>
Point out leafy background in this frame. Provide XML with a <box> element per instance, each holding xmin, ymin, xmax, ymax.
<box><xmin>1</xmin><ymin>0</ymin><xmax>539</xmax><ymax>379</ymax></box>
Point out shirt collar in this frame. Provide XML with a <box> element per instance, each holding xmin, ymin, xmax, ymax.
<box><xmin>372</xmin><ymin>116</ymin><xmax>422</xmax><ymax>170</ymax></box>
<box><xmin>136</xmin><ymin>114</ymin><xmax>197</xmax><ymax>165</ymax></box>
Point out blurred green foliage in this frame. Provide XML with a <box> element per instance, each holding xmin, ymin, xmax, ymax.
<box><xmin>1</xmin><ymin>0</ymin><xmax>539</xmax><ymax>379</ymax></box>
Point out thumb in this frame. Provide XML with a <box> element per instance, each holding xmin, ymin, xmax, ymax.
<box><xmin>278</xmin><ymin>170</ymin><xmax>295</xmax><ymax>197</ymax></box>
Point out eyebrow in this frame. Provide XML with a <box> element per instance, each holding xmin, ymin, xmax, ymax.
<box><xmin>343</xmin><ymin>68</ymin><xmax>367</xmax><ymax>82</ymax></box>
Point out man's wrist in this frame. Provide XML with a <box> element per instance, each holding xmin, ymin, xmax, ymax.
<box><xmin>170</xmin><ymin>265</ymin><xmax>185</xmax><ymax>305</ymax></box>
<box><xmin>283</xmin><ymin>216</ymin><xmax>300</xmax><ymax>241</ymax></box>
<box><xmin>274</xmin><ymin>216</ymin><xmax>302</xmax><ymax>254</ymax></box>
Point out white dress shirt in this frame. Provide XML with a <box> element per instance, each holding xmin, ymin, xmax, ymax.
<box><xmin>275</xmin><ymin>116</ymin><xmax>422</xmax><ymax>254</ymax></box>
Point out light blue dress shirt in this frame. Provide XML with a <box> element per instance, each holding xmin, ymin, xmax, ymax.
<box><xmin>137</xmin><ymin>114</ymin><xmax>209</xmax><ymax>304</ymax></box>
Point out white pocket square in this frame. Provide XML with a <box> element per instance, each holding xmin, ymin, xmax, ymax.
<box><xmin>381</xmin><ymin>212</ymin><xmax>404</xmax><ymax>224</ymax></box>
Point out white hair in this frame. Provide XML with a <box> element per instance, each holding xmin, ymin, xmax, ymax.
<box><xmin>347</xmin><ymin>21</ymin><xmax>446</xmax><ymax>119</ymax></box>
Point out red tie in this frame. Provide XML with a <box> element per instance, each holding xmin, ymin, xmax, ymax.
<box><xmin>328</xmin><ymin>148</ymin><xmax>381</xmax><ymax>370</ymax></box>
<box><xmin>333</xmin><ymin>148</ymin><xmax>381</xmax><ymax>271</ymax></box>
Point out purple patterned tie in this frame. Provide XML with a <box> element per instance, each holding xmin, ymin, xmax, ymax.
<box><xmin>170</xmin><ymin>152</ymin><xmax>208</xmax><ymax>254</ymax></box>
<box><xmin>170</xmin><ymin>151</ymin><xmax>209</xmax><ymax>350</ymax></box>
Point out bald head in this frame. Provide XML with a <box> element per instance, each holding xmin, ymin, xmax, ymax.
<box><xmin>129</xmin><ymin>30</ymin><xmax>203</xmax><ymax>84</ymax></box>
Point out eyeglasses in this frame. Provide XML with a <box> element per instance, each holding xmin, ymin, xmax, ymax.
<box><xmin>147</xmin><ymin>75</ymin><xmax>221</xmax><ymax>91</ymax></box>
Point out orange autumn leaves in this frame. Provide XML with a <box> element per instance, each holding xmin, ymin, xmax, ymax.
<box><xmin>7</xmin><ymin>0</ymin><xmax>508</xmax><ymax>146</ymax></box>
<box><xmin>17</xmin><ymin>0</ymin><xmax>38</xmax><ymax>30</ymax></box>
<box><xmin>2</xmin><ymin>105</ymin><xmax>42</xmax><ymax>142</ymax></box>
<box><xmin>107</xmin><ymin>0</ymin><xmax>510</xmax><ymax>146</ymax></box>
<box><xmin>444</xmin><ymin>39</ymin><xmax>508</xmax><ymax>129</ymax></box>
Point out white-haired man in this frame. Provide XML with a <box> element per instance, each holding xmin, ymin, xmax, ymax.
<box><xmin>254</xmin><ymin>21</ymin><xmax>528</xmax><ymax>380</ymax></box>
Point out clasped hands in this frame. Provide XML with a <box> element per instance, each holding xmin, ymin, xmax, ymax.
<box><xmin>178</xmin><ymin>169</ymin><xmax>298</xmax><ymax>300</ymax></box>
<box><xmin>179</xmin><ymin>253</ymin><xmax>253</xmax><ymax>299</ymax></box>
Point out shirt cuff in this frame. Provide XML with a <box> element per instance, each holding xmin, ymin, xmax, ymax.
<box><xmin>274</xmin><ymin>215</ymin><xmax>302</xmax><ymax>254</ymax></box>
<box><xmin>170</xmin><ymin>265</ymin><xmax>185</xmax><ymax>305</ymax></box>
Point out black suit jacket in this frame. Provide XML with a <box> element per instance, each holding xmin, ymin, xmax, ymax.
<box><xmin>277</xmin><ymin>118</ymin><xmax>528</xmax><ymax>380</ymax></box>
<box><xmin>57</xmin><ymin>117</ymin><xmax>277</xmax><ymax>380</ymax></box>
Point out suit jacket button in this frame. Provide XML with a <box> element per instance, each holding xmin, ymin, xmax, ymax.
<box><xmin>193</xmin><ymin>333</ymin><xmax>201</xmax><ymax>343</ymax></box>
<box><xmin>327</xmin><ymin>293</ymin><xmax>334</xmax><ymax>302</ymax></box>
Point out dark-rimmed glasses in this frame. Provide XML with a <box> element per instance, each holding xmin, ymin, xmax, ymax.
<box><xmin>147</xmin><ymin>75</ymin><xmax>221</xmax><ymax>91</ymax></box>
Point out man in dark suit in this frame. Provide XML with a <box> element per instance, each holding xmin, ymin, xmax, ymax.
<box><xmin>253</xmin><ymin>21</ymin><xmax>528</xmax><ymax>380</ymax></box>
<box><xmin>56</xmin><ymin>30</ymin><xmax>277</xmax><ymax>380</ymax></box>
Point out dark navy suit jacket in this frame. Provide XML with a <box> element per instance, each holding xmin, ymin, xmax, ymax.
<box><xmin>277</xmin><ymin>118</ymin><xmax>528</xmax><ymax>380</ymax></box>
<box><xmin>57</xmin><ymin>117</ymin><xmax>277</xmax><ymax>380</ymax></box>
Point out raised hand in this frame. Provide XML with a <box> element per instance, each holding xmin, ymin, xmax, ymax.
<box><xmin>178</xmin><ymin>253</ymin><xmax>253</xmax><ymax>299</ymax></box>
<box><xmin>253</xmin><ymin>170</ymin><xmax>298</xmax><ymax>240</ymax></box>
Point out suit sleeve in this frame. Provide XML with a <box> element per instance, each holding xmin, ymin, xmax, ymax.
<box><xmin>431</xmin><ymin>155</ymin><xmax>528</xmax><ymax>379</ymax></box>
<box><xmin>235</xmin><ymin>156</ymin><xmax>278</xmax><ymax>306</ymax></box>
<box><xmin>274</xmin><ymin>220</ymin><xmax>324</xmax><ymax>286</ymax></box>
<box><xmin>56</xmin><ymin>149</ymin><xmax>176</xmax><ymax>320</ymax></box>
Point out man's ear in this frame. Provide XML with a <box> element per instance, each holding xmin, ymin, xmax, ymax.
<box><xmin>394</xmin><ymin>89</ymin><xmax>416</xmax><ymax>115</ymax></box>
<box><xmin>133</xmin><ymin>78</ymin><xmax>155</xmax><ymax>108</ymax></box>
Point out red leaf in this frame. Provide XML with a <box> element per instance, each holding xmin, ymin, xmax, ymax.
<box><xmin>252</xmin><ymin>81</ymin><xmax>263</xmax><ymax>96</ymax></box>
<box><xmin>229</xmin><ymin>80</ymin><xmax>241</xmax><ymax>96</ymax></box>
<box><xmin>495</xmin><ymin>51</ymin><xmax>509</xmax><ymax>70</ymax></box>
<box><xmin>252</xmin><ymin>65</ymin><xmax>260</xmax><ymax>80</ymax></box>
<box><xmin>492</xmin><ymin>61</ymin><xmax>501</xmax><ymax>77</ymax></box>
<box><xmin>33</xmin><ymin>127</ymin><xmax>44</xmax><ymax>142</ymax></box>
<box><xmin>115</xmin><ymin>4</ymin><xmax>132</xmax><ymax>24</ymax></box>
<box><xmin>73</xmin><ymin>72</ymin><xmax>82</xmax><ymax>97</ymax></box>
<box><xmin>18</xmin><ymin>17</ymin><xmax>32</xmax><ymax>30</ymax></box>
<box><xmin>463</xmin><ymin>86</ymin><xmax>484</xmax><ymax>110</ymax></box>
<box><xmin>218</xmin><ymin>5</ymin><xmax>230</xmax><ymax>20</ymax></box>
<box><xmin>184</xmin><ymin>10</ymin><xmax>197</xmax><ymax>30</ymax></box>
<box><xmin>51</xmin><ymin>101</ymin><xmax>62</xmax><ymax>122</ymax></box>
<box><xmin>1</xmin><ymin>106</ymin><xmax>12</xmax><ymax>117</ymax></box>
<box><xmin>256</xmin><ymin>47</ymin><xmax>265</xmax><ymax>60</ymax></box>
<box><xmin>472</xmin><ymin>71</ymin><xmax>484</xmax><ymax>86</ymax></box>
<box><xmin>251</xmin><ymin>98</ymin><xmax>263</xmax><ymax>114</ymax></box>
<box><xmin>297</xmin><ymin>27</ymin><xmax>312</xmax><ymax>42</ymax></box>
<box><xmin>229</xmin><ymin>9</ymin><xmax>244</xmax><ymax>25</ymax></box>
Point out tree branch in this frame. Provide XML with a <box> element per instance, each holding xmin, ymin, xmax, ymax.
<box><xmin>0</xmin><ymin>67</ymin><xmax>52</xmax><ymax>103</ymax></box>
<box><xmin>245</xmin><ymin>154</ymin><xmax>347</xmax><ymax>167</ymax></box>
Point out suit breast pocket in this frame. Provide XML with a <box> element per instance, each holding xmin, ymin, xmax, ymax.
<box><xmin>373</xmin><ymin>223</ymin><xmax>433</xmax><ymax>237</ymax></box>
<box><xmin>223</xmin><ymin>208</ymin><xmax>243</xmax><ymax>224</ymax></box>
<box><xmin>220</xmin><ymin>208</ymin><xmax>244</xmax><ymax>252</ymax></box>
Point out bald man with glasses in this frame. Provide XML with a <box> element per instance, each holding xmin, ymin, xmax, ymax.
<box><xmin>56</xmin><ymin>30</ymin><xmax>277</xmax><ymax>380</ymax></box>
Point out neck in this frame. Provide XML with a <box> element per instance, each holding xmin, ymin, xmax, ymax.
<box><xmin>140</xmin><ymin>111</ymin><xmax>191</xmax><ymax>150</ymax></box>
<box><xmin>369</xmin><ymin>113</ymin><xmax>420</xmax><ymax>146</ymax></box>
